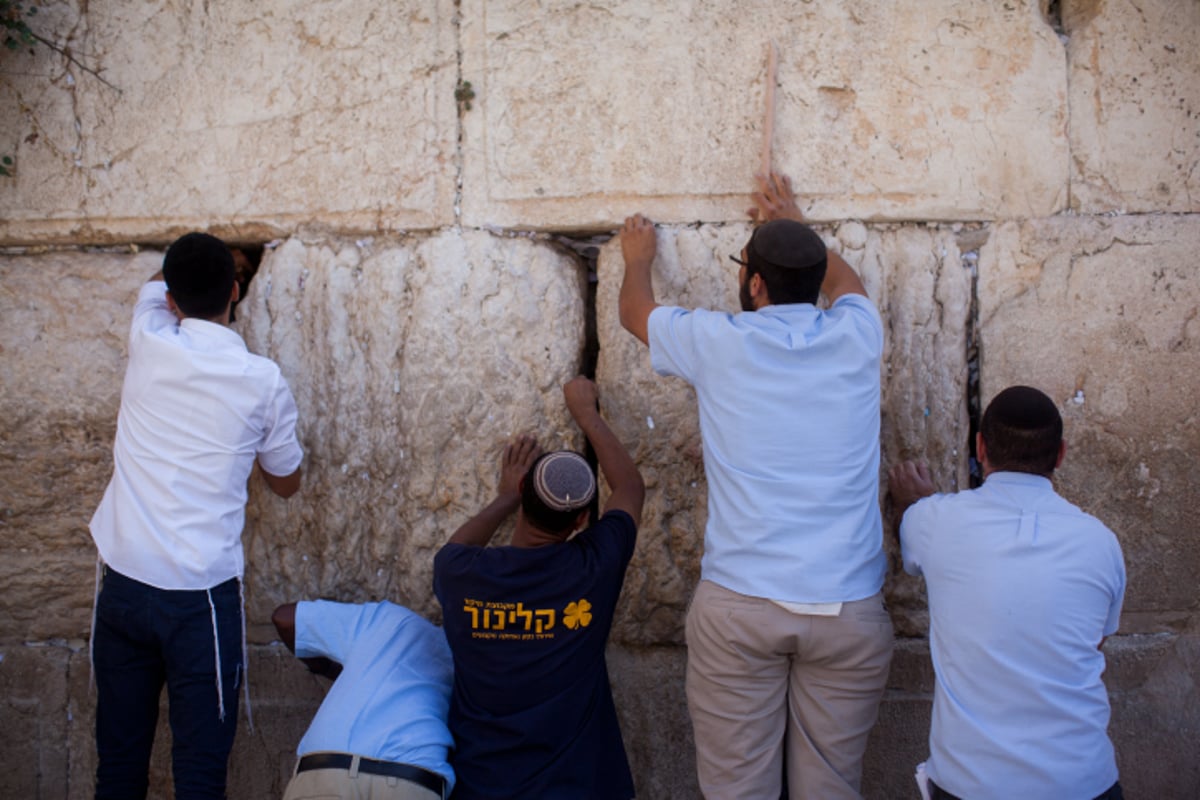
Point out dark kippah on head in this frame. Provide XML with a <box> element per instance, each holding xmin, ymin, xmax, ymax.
<box><xmin>521</xmin><ymin>451</ymin><xmax>596</xmax><ymax>535</ymax></box>
<box><xmin>985</xmin><ymin>385</ymin><xmax>1062</xmax><ymax>431</ymax></box>
<box><xmin>980</xmin><ymin>385</ymin><xmax>1063</xmax><ymax>476</ymax></box>
<box><xmin>749</xmin><ymin>219</ymin><xmax>827</xmax><ymax>272</ymax></box>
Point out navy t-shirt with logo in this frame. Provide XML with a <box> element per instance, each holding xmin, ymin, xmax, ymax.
<box><xmin>433</xmin><ymin>510</ymin><xmax>638</xmax><ymax>800</ymax></box>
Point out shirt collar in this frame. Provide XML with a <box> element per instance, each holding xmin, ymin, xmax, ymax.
<box><xmin>179</xmin><ymin>317</ymin><xmax>247</xmax><ymax>349</ymax></box>
<box><xmin>983</xmin><ymin>471</ymin><xmax>1053</xmax><ymax>491</ymax></box>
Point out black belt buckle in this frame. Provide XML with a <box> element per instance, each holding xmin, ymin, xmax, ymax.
<box><xmin>296</xmin><ymin>752</ymin><xmax>446</xmax><ymax>797</ymax></box>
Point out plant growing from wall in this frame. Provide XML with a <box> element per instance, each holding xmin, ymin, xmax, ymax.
<box><xmin>2</xmin><ymin>0</ymin><xmax>37</xmax><ymax>52</ymax></box>
<box><xmin>2</xmin><ymin>1</ymin><xmax>117</xmax><ymax>176</ymax></box>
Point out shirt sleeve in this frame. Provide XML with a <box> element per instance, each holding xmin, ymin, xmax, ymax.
<box><xmin>1103</xmin><ymin>538</ymin><xmax>1127</xmax><ymax>636</ymax></box>
<box><xmin>830</xmin><ymin>293</ymin><xmax>884</xmax><ymax>357</ymax></box>
<box><xmin>647</xmin><ymin>305</ymin><xmax>705</xmax><ymax>382</ymax></box>
<box><xmin>575</xmin><ymin>510</ymin><xmax>638</xmax><ymax>570</ymax></box>
<box><xmin>295</xmin><ymin>600</ymin><xmax>364</xmax><ymax>661</ymax></box>
<box><xmin>433</xmin><ymin>543</ymin><xmax>473</xmax><ymax>606</ymax></box>
<box><xmin>256</xmin><ymin>370</ymin><xmax>304</xmax><ymax>476</ymax></box>
<box><xmin>295</xmin><ymin>600</ymin><xmax>415</xmax><ymax>661</ymax></box>
<box><xmin>129</xmin><ymin>281</ymin><xmax>177</xmax><ymax>347</ymax></box>
<box><xmin>898</xmin><ymin>497</ymin><xmax>936</xmax><ymax>577</ymax></box>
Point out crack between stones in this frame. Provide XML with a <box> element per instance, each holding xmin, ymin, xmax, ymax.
<box><xmin>551</xmin><ymin>231</ymin><xmax>613</xmax><ymax>524</ymax></box>
<box><xmin>451</xmin><ymin>0</ymin><xmax>465</xmax><ymax>229</ymax></box>
<box><xmin>963</xmin><ymin>238</ymin><xmax>983</xmax><ymax>488</ymax></box>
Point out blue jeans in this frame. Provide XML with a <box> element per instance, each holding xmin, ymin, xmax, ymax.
<box><xmin>93</xmin><ymin>568</ymin><xmax>242</xmax><ymax>800</ymax></box>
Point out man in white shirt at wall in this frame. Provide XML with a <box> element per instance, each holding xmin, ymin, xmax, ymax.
<box><xmin>272</xmin><ymin>600</ymin><xmax>455</xmax><ymax>800</ymax></box>
<box><xmin>890</xmin><ymin>385</ymin><xmax>1125</xmax><ymax>800</ymax></box>
<box><xmin>618</xmin><ymin>174</ymin><xmax>893</xmax><ymax>799</ymax></box>
<box><xmin>89</xmin><ymin>232</ymin><xmax>304</xmax><ymax>800</ymax></box>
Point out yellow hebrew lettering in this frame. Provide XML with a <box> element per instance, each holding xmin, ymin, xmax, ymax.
<box><xmin>510</xmin><ymin>602</ymin><xmax>533</xmax><ymax>631</ymax></box>
<box><xmin>464</xmin><ymin>606</ymin><xmax>479</xmax><ymax>629</ymax></box>
<box><xmin>534</xmin><ymin>608</ymin><xmax>556</xmax><ymax>633</ymax></box>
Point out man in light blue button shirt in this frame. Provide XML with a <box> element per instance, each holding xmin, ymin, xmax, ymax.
<box><xmin>891</xmin><ymin>386</ymin><xmax>1126</xmax><ymax>800</ymax></box>
<box><xmin>619</xmin><ymin>173</ymin><xmax>893</xmax><ymax>800</ymax></box>
<box><xmin>272</xmin><ymin>600</ymin><xmax>454</xmax><ymax>800</ymax></box>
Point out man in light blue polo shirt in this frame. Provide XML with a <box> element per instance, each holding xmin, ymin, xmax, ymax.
<box><xmin>272</xmin><ymin>600</ymin><xmax>454</xmax><ymax>800</ymax></box>
<box><xmin>618</xmin><ymin>173</ymin><xmax>893</xmax><ymax>800</ymax></box>
<box><xmin>890</xmin><ymin>386</ymin><xmax>1125</xmax><ymax>800</ymax></box>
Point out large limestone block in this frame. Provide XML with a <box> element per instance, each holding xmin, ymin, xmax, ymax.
<box><xmin>0</xmin><ymin>1</ymin><xmax>457</xmax><ymax>245</ymax></box>
<box><xmin>1066</xmin><ymin>0</ymin><xmax>1200</xmax><ymax>213</ymax></box>
<box><xmin>460</xmin><ymin>0</ymin><xmax>1067</xmax><ymax>228</ymax></box>
<box><xmin>0</xmin><ymin>248</ymin><xmax>159</xmax><ymax>641</ymax></box>
<box><xmin>236</xmin><ymin>231</ymin><xmax>586</xmax><ymax>640</ymax></box>
<box><xmin>978</xmin><ymin>216</ymin><xmax>1200</xmax><ymax>620</ymax></box>
<box><xmin>0</xmin><ymin>644</ymin><xmax>73</xmax><ymax>799</ymax></box>
<box><xmin>595</xmin><ymin>221</ymin><xmax>972</xmax><ymax>644</ymax></box>
<box><xmin>608</xmin><ymin>644</ymin><xmax>698</xmax><ymax>799</ymax></box>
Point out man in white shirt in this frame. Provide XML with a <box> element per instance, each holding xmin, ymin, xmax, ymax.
<box><xmin>618</xmin><ymin>174</ymin><xmax>892</xmax><ymax>799</ymax></box>
<box><xmin>890</xmin><ymin>385</ymin><xmax>1125</xmax><ymax>800</ymax></box>
<box><xmin>89</xmin><ymin>232</ymin><xmax>304</xmax><ymax>800</ymax></box>
<box><xmin>272</xmin><ymin>600</ymin><xmax>455</xmax><ymax>800</ymax></box>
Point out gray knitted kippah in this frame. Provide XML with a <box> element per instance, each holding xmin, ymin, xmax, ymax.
<box><xmin>533</xmin><ymin>451</ymin><xmax>596</xmax><ymax>512</ymax></box>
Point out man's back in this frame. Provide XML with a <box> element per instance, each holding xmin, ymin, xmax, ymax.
<box><xmin>433</xmin><ymin>510</ymin><xmax>637</xmax><ymax>800</ymax></box>
<box><xmin>648</xmin><ymin>294</ymin><xmax>885</xmax><ymax>603</ymax></box>
<box><xmin>901</xmin><ymin>472</ymin><xmax>1125</xmax><ymax>800</ymax></box>
<box><xmin>91</xmin><ymin>281</ymin><xmax>301</xmax><ymax>588</ymax></box>
<box><xmin>292</xmin><ymin>601</ymin><xmax>455</xmax><ymax>785</ymax></box>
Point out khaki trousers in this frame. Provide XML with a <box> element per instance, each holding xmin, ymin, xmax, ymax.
<box><xmin>685</xmin><ymin>580</ymin><xmax>894</xmax><ymax>800</ymax></box>
<box><xmin>282</xmin><ymin>757</ymin><xmax>442</xmax><ymax>800</ymax></box>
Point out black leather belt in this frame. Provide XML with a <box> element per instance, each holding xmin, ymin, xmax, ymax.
<box><xmin>296</xmin><ymin>753</ymin><xmax>445</xmax><ymax>796</ymax></box>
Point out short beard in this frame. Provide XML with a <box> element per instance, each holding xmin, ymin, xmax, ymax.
<box><xmin>739</xmin><ymin>273</ymin><xmax>755</xmax><ymax>312</ymax></box>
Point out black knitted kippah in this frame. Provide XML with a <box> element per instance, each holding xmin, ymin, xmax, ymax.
<box><xmin>748</xmin><ymin>219</ymin><xmax>827</xmax><ymax>271</ymax></box>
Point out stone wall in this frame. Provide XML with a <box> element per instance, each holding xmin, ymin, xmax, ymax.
<box><xmin>1</xmin><ymin>1</ymin><xmax>1197</xmax><ymax>798</ymax></box>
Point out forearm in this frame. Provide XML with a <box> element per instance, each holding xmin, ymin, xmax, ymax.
<box><xmin>261</xmin><ymin>463</ymin><xmax>302</xmax><ymax>498</ymax></box>
<box><xmin>574</xmin><ymin>408</ymin><xmax>644</xmax><ymax>525</ymax></box>
<box><xmin>619</xmin><ymin>258</ymin><xmax>657</xmax><ymax>346</ymax></box>
<box><xmin>821</xmin><ymin>249</ymin><xmax>867</xmax><ymax>302</ymax></box>
<box><xmin>448</xmin><ymin>493</ymin><xmax>522</xmax><ymax>546</ymax></box>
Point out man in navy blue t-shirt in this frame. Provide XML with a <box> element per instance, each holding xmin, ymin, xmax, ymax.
<box><xmin>434</xmin><ymin>377</ymin><xmax>645</xmax><ymax>799</ymax></box>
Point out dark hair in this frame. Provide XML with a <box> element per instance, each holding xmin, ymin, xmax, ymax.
<box><xmin>744</xmin><ymin>220</ymin><xmax>828</xmax><ymax>305</ymax></box>
<box><xmin>520</xmin><ymin>452</ymin><xmax>594</xmax><ymax>536</ymax></box>
<box><xmin>162</xmin><ymin>233</ymin><xmax>236</xmax><ymax>320</ymax></box>
<box><xmin>979</xmin><ymin>385</ymin><xmax>1063</xmax><ymax>477</ymax></box>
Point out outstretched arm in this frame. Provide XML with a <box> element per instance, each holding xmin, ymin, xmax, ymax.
<box><xmin>749</xmin><ymin>172</ymin><xmax>867</xmax><ymax>303</ymax></box>
<box><xmin>564</xmin><ymin>377</ymin><xmax>645</xmax><ymax>527</ymax></box>
<box><xmin>448</xmin><ymin>435</ymin><xmax>542</xmax><ymax>546</ymax></box>
<box><xmin>618</xmin><ymin>214</ymin><xmax>660</xmax><ymax>346</ymax></box>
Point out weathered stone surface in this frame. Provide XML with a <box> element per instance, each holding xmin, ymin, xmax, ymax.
<box><xmin>595</xmin><ymin>221</ymin><xmax>971</xmax><ymax>643</ymax></box>
<box><xmin>609</xmin><ymin>645</ymin><xmax>698</xmax><ymax>800</ymax></box>
<box><xmin>978</xmin><ymin>216</ymin><xmax>1200</xmax><ymax>622</ymax></box>
<box><xmin>0</xmin><ymin>643</ymin><xmax>74</xmax><ymax>799</ymax></box>
<box><xmin>25</xmin><ymin>633</ymin><xmax>1196</xmax><ymax>799</ymax></box>
<box><xmin>1066</xmin><ymin>0</ymin><xmax>1200</xmax><ymax>213</ymax></box>
<box><xmin>461</xmin><ymin>0</ymin><xmax>1067</xmax><ymax>228</ymax></box>
<box><xmin>0</xmin><ymin>1</ymin><xmax>458</xmax><ymax>245</ymax></box>
<box><xmin>236</xmin><ymin>232</ymin><xmax>587</xmax><ymax>640</ymax></box>
<box><xmin>0</xmin><ymin>248</ymin><xmax>160</xmax><ymax>641</ymax></box>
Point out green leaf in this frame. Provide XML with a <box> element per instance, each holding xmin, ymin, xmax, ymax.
<box><xmin>2</xmin><ymin>156</ymin><xmax>12</xmax><ymax>166</ymax></box>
